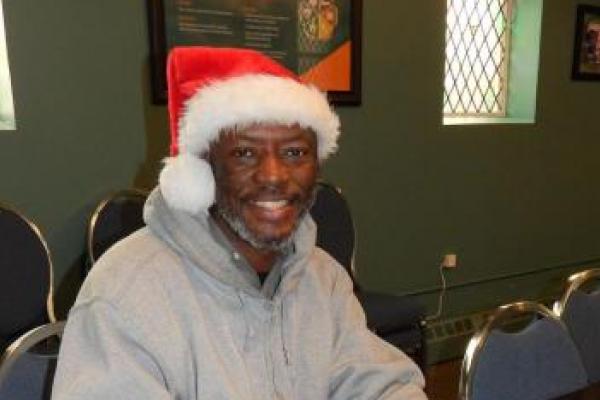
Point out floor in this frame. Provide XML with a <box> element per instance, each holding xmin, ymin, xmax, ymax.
<box><xmin>424</xmin><ymin>358</ymin><xmax>462</xmax><ymax>400</ymax></box>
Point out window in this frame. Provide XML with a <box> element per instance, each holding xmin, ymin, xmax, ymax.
<box><xmin>444</xmin><ymin>0</ymin><xmax>511</xmax><ymax>116</ymax></box>
<box><xmin>0</xmin><ymin>0</ymin><xmax>15</xmax><ymax>130</ymax></box>
<box><xmin>443</xmin><ymin>0</ymin><xmax>543</xmax><ymax>124</ymax></box>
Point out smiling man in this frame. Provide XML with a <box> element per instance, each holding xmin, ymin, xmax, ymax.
<box><xmin>52</xmin><ymin>47</ymin><xmax>426</xmax><ymax>400</ymax></box>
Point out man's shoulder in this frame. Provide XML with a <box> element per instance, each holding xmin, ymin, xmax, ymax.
<box><xmin>74</xmin><ymin>227</ymin><xmax>180</xmax><ymax>308</ymax></box>
<box><xmin>302</xmin><ymin>246</ymin><xmax>354</xmax><ymax>289</ymax></box>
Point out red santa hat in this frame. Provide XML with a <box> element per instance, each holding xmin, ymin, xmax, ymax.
<box><xmin>159</xmin><ymin>46</ymin><xmax>341</xmax><ymax>214</ymax></box>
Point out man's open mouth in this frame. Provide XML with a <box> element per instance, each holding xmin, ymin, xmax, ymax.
<box><xmin>251</xmin><ymin>199</ymin><xmax>290</xmax><ymax>210</ymax></box>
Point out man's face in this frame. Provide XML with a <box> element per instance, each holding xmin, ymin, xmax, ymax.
<box><xmin>209</xmin><ymin>123</ymin><xmax>318</xmax><ymax>250</ymax></box>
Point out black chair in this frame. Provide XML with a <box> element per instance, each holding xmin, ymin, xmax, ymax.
<box><xmin>309</xmin><ymin>182</ymin><xmax>427</xmax><ymax>370</ymax></box>
<box><xmin>0</xmin><ymin>204</ymin><xmax>55</xmax><ymax>353</ymax></box>
<box><xmin>86</xmin><ymin>189</ymin><xmax>148</xmax><ymax>267</ymax></box>
<box><xmin>459</xmin><ymin>301</ymin><xmax>588</xmax><ymax>400</ymax></box>
<box><xmin>0</xmin><ymin>321</ymin><xmax>65</xmax><ymax>399</ymax></box>
<box><xmin>554</xmin><ymin>268</ymin><xmax>600</xmax><ymax>384</ymax></box>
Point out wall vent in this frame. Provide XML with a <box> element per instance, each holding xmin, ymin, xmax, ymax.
<box><xmin>426</xmin><ymin>311</ymin><xmax>492</xmax><ymax>343</ymax></box>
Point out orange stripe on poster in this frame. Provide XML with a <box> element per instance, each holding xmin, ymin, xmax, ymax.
<box><xmin>300</xmin><ymin>41</ymin><xmax>351</xmax><ymax>91</ymax></box>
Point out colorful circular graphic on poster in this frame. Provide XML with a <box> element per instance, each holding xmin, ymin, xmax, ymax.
<box><xmin>298</xmin><ymin>0</ymin><xmax>338</xmax><ymax>43</ymax></box>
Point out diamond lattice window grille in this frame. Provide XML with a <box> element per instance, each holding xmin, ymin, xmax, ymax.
<box><xmin>443</xmin><ymin>0</ymin><xmax>512</xmax><ymax>116</ymax></box>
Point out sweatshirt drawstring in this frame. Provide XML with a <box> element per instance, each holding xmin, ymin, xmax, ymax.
<box><xmin>280</xmin><ymin>299</ymin><xmax>291</xmax><ymax>366</ymax></box>
<box><xmin>237</xmin><ymin>291</ymin><xmax>253</xmax><ymax>352</ymax></box>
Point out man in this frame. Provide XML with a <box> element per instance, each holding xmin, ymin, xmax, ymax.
<box><xmin>52</xmin><ymin>47</ymin><xmax>426</xmax><ymax>399</ymax></box>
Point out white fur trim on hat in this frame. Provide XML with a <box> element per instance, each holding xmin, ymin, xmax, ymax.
<box><xmin>179</xmin><ymin>74</ymin><xmax>340</xmax><ymax>160</ymax></box>
<box><xmin>159</xmin><ymin>154</ymin><xmax>215</xmax><ymax>214</ymax></box>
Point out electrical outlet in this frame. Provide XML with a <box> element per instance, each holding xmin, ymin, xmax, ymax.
<box><xmin>442</xmin><ymin>253</ymin><xmax>457</xmax><ymax>268</ymax></box>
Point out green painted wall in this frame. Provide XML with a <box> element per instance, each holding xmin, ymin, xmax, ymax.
<box><xmin>1</xmin><ymin>0</ymin><xmax>600</xmax><ymax>325</ymax></box>
<box><xmin>0</xmin><ymin>0</ymin><xmax>170</xmax><ymax>314</ymax></box>
<box><xmin>327</xmin><ymin>0</ymin><xmax>600</xmax><ymax>319</ymax></box>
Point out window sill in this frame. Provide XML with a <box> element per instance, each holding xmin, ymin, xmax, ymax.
<box><xmin>0</xmin><ymin>120</ymin><xmax>15</xmax><ymax>130</ymax></box>
<box><xmin>443</xmin><ymin>116</ymin><xmax>535</xmax><ymax>126</ymax></box>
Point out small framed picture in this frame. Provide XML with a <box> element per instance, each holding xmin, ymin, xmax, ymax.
<box><xmin>572</xmin><ymin>4</ymin><xmax>600</xmax><ymax>81</ymax></box>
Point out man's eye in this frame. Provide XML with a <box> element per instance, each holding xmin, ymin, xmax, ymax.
<box><xmin>232</xmin><ymin>148</ymin><xmax>255</xmax><ymax>158</ymax></box>
<box><xmin>283</xmin><ymin>148</ymin><xmax>308</xmax><ymax>158</ymax></box>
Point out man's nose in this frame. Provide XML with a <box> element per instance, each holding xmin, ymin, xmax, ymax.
<box><xmin>255</xmin><ymin>153</ymin><xmax>289</xmax><ymax>185</ymax></box>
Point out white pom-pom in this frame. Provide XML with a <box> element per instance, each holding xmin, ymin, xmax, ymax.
<box><xmin>159</xmin><ymin>154</ymin><xmax>215</xmax><ymax>214</ymax></box>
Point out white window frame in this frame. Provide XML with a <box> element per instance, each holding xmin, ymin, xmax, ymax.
<box><xmin>442</xmin><ymin>0</ymin><xmax>543</xmax><ymax>126</ymax></box>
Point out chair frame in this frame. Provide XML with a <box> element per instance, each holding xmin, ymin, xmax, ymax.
<box><xmin>86</xmin><ymin>188</ymin><xmax>149</xmax><ymax>265</ymax></box>
<box><xmin>0</xmin><ymin>321</ymin><xmax>65</xmax><ymax>384</ymax></box>
<box><xmin>0</xmin><ymin>203</ymin><xmax>56</xmax><ymax>325</ymax></box>
<box><xmin>553</xmin><ymin>268</ymin><xmax>600</xmax><ymax>317</ymax></box>
<box><xmin>458</xmin><ymin>301</ymin><xmax>563</xmax><ymax>400</ymax></box>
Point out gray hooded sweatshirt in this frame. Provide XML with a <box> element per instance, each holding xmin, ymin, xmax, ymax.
<box><xmin>52</xmin><ymin>189</ymin><xmax>426</xmax><ymax>400</ymax></box>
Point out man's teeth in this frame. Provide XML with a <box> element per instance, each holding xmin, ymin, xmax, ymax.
<box><xmin>253</xmin><ymin>200</ymin><xmax>289</xmax><ymax>209</ymax></box>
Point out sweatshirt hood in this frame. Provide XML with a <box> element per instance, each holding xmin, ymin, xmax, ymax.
<box><xmin>143</xmin><ymin>187</ymin><xmax>317</xmax><ymax>296</ymax></box>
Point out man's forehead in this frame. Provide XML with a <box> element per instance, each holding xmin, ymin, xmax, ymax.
<box><xmin>219</xmin><ymin>123</ymin><xmax>317</xmax><ymax>143</ymax></box>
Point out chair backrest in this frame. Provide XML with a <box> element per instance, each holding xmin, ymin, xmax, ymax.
<box><xmin>309</xmin><ymin>181</ymin><xmax>357</xmax><ymax>279</ymax></box>
<box><xmin>459</xmin><ymin>301</ymin><xmax>588</xmax><ymax>400</ymax></box>
<box><xmin>87</xmin><ymin>189</ymin><xmax>148</xmax><ymax>266</ymax></box>
<box><xmin>554</xmin><ymin>268</ymin><xmax>600</xmax><ymax>383</ymax></box>
<box><xmin>0</xmin><ymin>204</ymin><xmax>55</xmax><ymax>351</ymax></box>
<box><xmin>0</xmin><ymin>321</ymin><xmax>65</xmax><ymax>400</ymax></box>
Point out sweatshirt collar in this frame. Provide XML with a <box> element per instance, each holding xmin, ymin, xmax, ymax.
<box><xmin>144</xmin><ymin>187</ymin><xmax>316</xmax><ymax>298</ymax></box>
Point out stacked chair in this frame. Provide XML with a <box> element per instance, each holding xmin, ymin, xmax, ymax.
<box><xmin>554</xmin><ymin>268</ymin><xmax>600</xmax><ymax>384</ymax></box>
<box><xmin>0</xmin><ymin>321</ymin><xmax>65</xmax><ymax>399</ymax></box>
<box><xmin>0</xmin><ymin>203</ymin><xmax>63</xmax><ymax>399</ymax></box>
<box><xmin>0</xmin><ymin>204</ymin><xmax>55</xmax><ymax>352</ymax></box>
<box><xmin>86</xmin><ymin>189</ymin><xmax>149</xmax><ymax>269</ymax></box>
<box><xmin>458</xmin><ymin>301</ymin><xmax>588</xmax><ymax>400</ymax></box>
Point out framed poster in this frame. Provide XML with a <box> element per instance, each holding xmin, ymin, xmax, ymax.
<box><xmin>147</xmin><ymin>0</ymin><xmax>362</xmax><ymax>105</ymax></box>
<box><xmin>572</xmin><ymin>4</ymin><xmax>600</xmax><ymax>81</ymax></box>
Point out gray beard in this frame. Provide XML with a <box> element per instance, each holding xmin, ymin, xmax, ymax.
<box><xmin>216</xmin><ymin>205</ymin><xmax>300</xmax><ymax>252</ymax></box>
<box><xmin>216</xmin><ymin>188</ymin><xmax>317</xmax><ymax>252</ymax></box>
